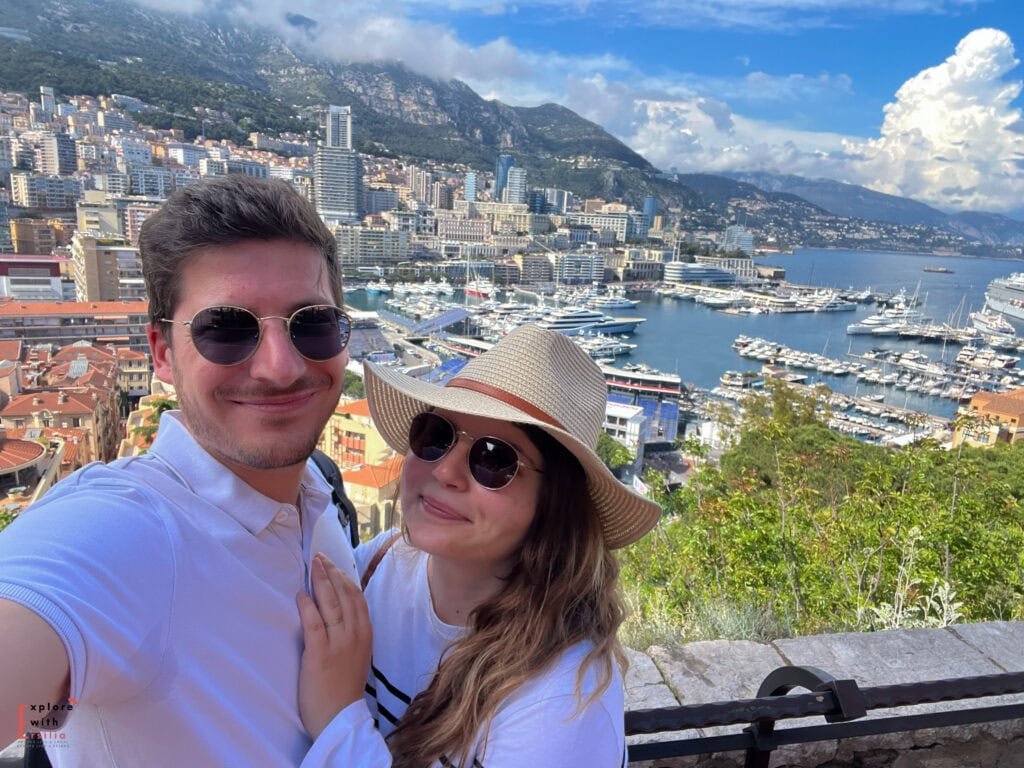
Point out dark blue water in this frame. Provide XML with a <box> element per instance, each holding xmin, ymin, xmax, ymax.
<box><xmin>348</xmin><ymin>248</ymin><xmax>1024</xmax><ymax>419</ymax></box>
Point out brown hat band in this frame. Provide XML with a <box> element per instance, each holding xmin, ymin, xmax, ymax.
<box><xmin>445</xmin><ymin>378</ymin><xmax>567</xmax><ymax>431</ymax></box>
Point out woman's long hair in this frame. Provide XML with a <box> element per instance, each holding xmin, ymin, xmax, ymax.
<box><xmin>388</xmin><ymin>424</ymin><xmax>626</xmax><ymax>767</ymax></box>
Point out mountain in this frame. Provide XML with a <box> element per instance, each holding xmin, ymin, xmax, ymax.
<box><xmin>0</xmin><ymin>0</ymin><xmax>688</xmax><ymax>207</ymax></box>
<box><xmin>0</xmin><ymin>0</ymin><xmax>1021</xmax><ymax>255</ymax></box>
<box><xmin>722</xmin><ymin>171</ymin><xmax>1024</xmax><ymax>246</ymax></box>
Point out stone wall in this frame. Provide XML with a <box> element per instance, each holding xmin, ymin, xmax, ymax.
<box><xmin>625</xmin><ymin>621</ymin><xmax>1024</xmax><ymax>767</ymax></box>
<box><xmin>4</xmin><ymin>621</ymin><xmax>1022</xmax><ymax>766</ymax></box>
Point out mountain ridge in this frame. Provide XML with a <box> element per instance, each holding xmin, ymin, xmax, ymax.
<box><xmin>0</xmin><ymin>0</ymin><xmax>1021</xmax><ymax>254</ymax></box>
<box><xmin>722</xmin><ymin>171</ymin><xmax>1024</xmax><ymax>245</ymax></box>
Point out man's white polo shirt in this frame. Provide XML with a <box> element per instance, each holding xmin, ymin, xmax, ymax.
<box><xmin>0</xmin><ymin>411</ymin><xmax>357</xmax><ymax>766</ymax></box>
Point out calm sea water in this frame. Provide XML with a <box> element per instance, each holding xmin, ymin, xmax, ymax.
<box><xmin>348</xmin><ymin>248</ymin><xmax>1024</xmax><ymax>419</ymax></box>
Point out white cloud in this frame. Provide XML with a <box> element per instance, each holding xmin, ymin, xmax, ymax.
<box><xmin>124</xmin><ymin>1</ymin><xmax>1023</xmax><ymax>213</ymax></box>
<box><xmin>575</xmin><ymin>28</ymin><xmax>1024</xmax><ymax>214</ymax></box>
<box><xmin>609</xmin><ymin>93</ymin><xmax>852</xmax><ymax>176</ymax></box>
<box><xmin>844</xmin><ymin>28</ymin><xmax>1024</xmax><ymax>212</ymax></box>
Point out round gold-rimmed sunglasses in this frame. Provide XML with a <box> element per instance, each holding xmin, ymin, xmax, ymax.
<box><xmin>408</xmin><ymin>411</ymin><xmax>544</xmax><ymax>490</ymax></box>
<box><xmin>160</xmin><ymin>305</ymin><xmax>352</xmax><ymax>366</ymax></box>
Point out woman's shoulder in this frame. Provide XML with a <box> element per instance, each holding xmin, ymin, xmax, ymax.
<box><xmin>355</xmin><ymin>530</ymin><xmax>423</xmax><ymax>585</ymax></box>
<box><xmin>499</xmin><ymin>641</ymin><xmax>624</xmax><ymax>715</ymax></box>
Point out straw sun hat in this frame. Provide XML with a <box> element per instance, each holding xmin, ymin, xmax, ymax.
<box><xmin>364</xmin><ymin>324</ymin><xmax>662</xmax><ymax>549</ymax></box>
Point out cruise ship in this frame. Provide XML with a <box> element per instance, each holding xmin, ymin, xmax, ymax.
<box><xmin>984</xmin><ymin>274</ymin><xmax>1024</xmax><ymax>324</ymax></box>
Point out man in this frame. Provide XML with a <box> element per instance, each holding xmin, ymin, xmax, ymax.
<box><xmin>0</xmin><ymin>175</ymin><xmax>358</xmax><ymax>765</ymax></box>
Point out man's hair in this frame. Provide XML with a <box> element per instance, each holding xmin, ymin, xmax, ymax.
<box><xmin>139</xmin><ymin>175</ymin><xmax>341</xmax><ymax>327</ymax></box>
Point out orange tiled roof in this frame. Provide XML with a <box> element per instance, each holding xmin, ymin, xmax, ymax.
<box><xmin>1</xmin><ymin>390</ymin><xmax>98</xmax><ymax>416</ymax></box>
<box><xmin>61</xmin><ymin>441</ymin><xmax>79</xmax><ymax>465</ymax></box>
<box><xmin>115</xmin><ymin>347</ymin><xmax>148</xmax><ymax>361</ymax></box>
<box><xmin>53</xmin><ymin>343</ymin><xmax>117</xmax><ymax>363</ymax></box>
<box><xmin>0</xmin><ymin>300</ymin><xmax>148</xmax><ymax>317</ymax></box>
<box><xmin>0</xmin><ymin>438</ymin><xmax>45</xmax><ymax>471</ymax></box>
<box><xmin>0</xmin><ymin>340</ymin><xmax>23</xmax><ymax>362</ymax></box>
<box><xmin>335</xmin><ymin>398</ymin><xmax>371</xmax><ymax>417</ymax></box>
<box><xmin>26</xmin><ymin>347</ymin><xmax>52</xmax><ymax>364</ymax></box>
<box><xmin>968</xmin><ymin>387</ymin><xmax>1024</xmax><ymax>421</ymax></box>
<box><xmin>343</xmin><ymin>455</ymin><xmax>404</xmax><ymax>490</ymax></box>
<box><xmin>49</xmin><ymin>360</ymin><xmax>117</xmax><ymax>389</ymax></box>
<box><xmin>8</xmin><ymin>425</ymin><xmax>88</xmax><ymax>442</ymax></box>
<box><xmin>7</xmin><ymin>426</ymin><xmax>88</xmax><ymax>467</ymax></box>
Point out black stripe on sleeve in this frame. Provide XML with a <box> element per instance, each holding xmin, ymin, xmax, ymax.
<box><xmin>371</xmin><ymin>663</ymin><xmax>413</xmax><ymax>705</ymax></box>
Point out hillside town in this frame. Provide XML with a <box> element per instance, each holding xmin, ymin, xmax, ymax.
<box><xmin>4</xmin><ymin>83</ymin><xmax>1024</xmax><ymax>540</ymax></box>
<box><xmin>0</xmin><ymin>85</ymin><xmax>725</xmax><ymax>530</ymax></box>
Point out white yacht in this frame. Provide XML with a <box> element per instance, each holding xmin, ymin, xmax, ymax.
<box><xmin>970</xmin><ymin>305</ymin><xmax>1016</xmax><ymax>337</ymax></box>
<box><xmin>365</xmin><ymin>279</ymin><xmax>392</xmax><ymax>294</ymax></box>
<box><xmin>574</xmin><ymin>335</ymin><xmax>637</xmax><ymax>359</ymax></box>
<box><xmin>813</xmin><ymin>294</ymin><xmax>858</xmax><ymax>312</ymax></box>
<box><xmin>587</xmin><ymin>289</ymin><xmax>639</xmax><ymax>311</ymax></box>
<box><xmin>847</xmin><ymin>304</ymin><xmax>929</xmax><ymax>335</ymax></box>
<box><xmin>465</xmin><ymin>279</ymin><xmax>496</xmax><ymax>299</ymax></box>
<box><xmin>534</xmin><ymin>307</ymin><xmax>646</xmax><ymax>335</ymax></box>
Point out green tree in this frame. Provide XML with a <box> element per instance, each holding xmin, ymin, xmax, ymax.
<box><xmin>618</xmin><ymin>381</ymin><xmax>1024</xmax><ymax>647</ymax></box>
<box><xmin>130</xmin><ymin>397</ymin><xmax>178</xmax><ymax>452</ymax></box>
<box><xmin>596</xmin><ymin>432</ymin><xmax>633</xmax><ymax>470</ymax></box>
<box><xmin>343</xmin><ymin>371</ymin><xmax>366</xmax><ymax>399</ymax></box>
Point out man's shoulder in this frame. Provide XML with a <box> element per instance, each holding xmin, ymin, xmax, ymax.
<box><xmin>48</xmin><ymin>455</ymin><xmax>169</xmax><ymax>496</ymax></box>
<box><xmin>30</xmin><ymin>456</ymin><xmax>184</xmax><ymax>525</ymax></box>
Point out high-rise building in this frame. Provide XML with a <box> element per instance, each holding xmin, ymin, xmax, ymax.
<box><xmin>494</xmin><ymin>153</ymin><xmax>514</xmax><ymax>202</ymax></box>
<box><xmin>643</xmin><ymin>196</ymin><xmax>658</xmax><ymax>228</ymax></box>
<box><xmin>315</xmin><ymin>150</ymin><xmax>362</xmax><ymax>224</ymax></box>
<box><xmin>543</xmin><ymin>188</ymin><xmax>573</xmax><ymax>214</ymax></box>
<box><xmin>36</xmin><ymin>132</ymin><xmax>76</xmax><ymax>176</ymax></box>
<box><xmin>10</xmin><ymin>173</ymin><xmax>81</xmax><ymax>209</ymax></box>
<box><xmin>503</xmin><ymin>167</ymin><xmax>528</xmax><ymax>205</ymax></box>
<box><xmin>526</xmin><ymin>190</ymin><xmax>546</xmax><ymax>214</ymax></box>
<box><xmin>334</xmin><ymin>226</ymin><xmax>409</xmax><ymax>268</ymax></box>
<box><xmin>71</xmin><ymin>232</ymin><xmax>143</xmax><ymax>301</ymax></box>
<box><xmin>431</xmin><ymin>182</ymin><xmax>453</xmax><ymax>210</ymax></box>
<box><xmin>407</xmin><ymin>166</ymin><xmax>432</xmax><ymax>204</ymax></box>
<box><xmin>10</xmin><ymin>219</ymin><xmax>57</xmax><ymax>255</ymax></box>
<box><xmin>39</xmin><ymin>87</ymin><xmax>56</xmax><ymax>120</ymax></box>
<box><xmin>464</xmin><ymin>172</ymin><xmax>477</xmax><ymax>203</ymax></box>
<box><xmin>325</xmin><ymin>105</ymin><xmax>353</xmax><ymax>150</ymax></box>
<box><xmin>128</xmin><ymin>165</ymin><xmax>175</xmax><ymax>197</ymax></box>
<box><xmin>315</xmin><ymin>105</ymin><xmax>362</xmax><ymax>224</ymax></box>
<box><xmin>722</xmin><ymin>224</ymin><xmax>755</xmax><ymax>256</ymax></box>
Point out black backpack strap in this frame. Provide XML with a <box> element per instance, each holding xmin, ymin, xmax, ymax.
<box><xmin>310</xmin><ymin>449</ymin><xmax>360</xmax><ymax>549</ymax></box>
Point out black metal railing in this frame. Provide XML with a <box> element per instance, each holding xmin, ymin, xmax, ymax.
<box><xmin>625</xmin><ymin>666</ymin><xmax>1024</xmax><ymax>766</ymax></box>
<box><xmin>19</xmin><ymin>668</ymin><xmax>1024</xmax><ymax>767</ymax></box>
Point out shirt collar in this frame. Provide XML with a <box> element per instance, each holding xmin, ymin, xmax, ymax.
<box><xmin>148</xmin><ymin>411</ymin><xmax>329</xmax><ymax>536</ymax></box>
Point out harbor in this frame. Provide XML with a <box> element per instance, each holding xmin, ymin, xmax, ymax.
<box><xmin>345</xmin><ymin>247</ymin><xmax>1024</xmax><ymax>443</ymax></box>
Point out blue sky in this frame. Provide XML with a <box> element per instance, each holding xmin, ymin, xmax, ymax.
<box><xmin>142</xmin><ymin>0</ymin><xmax>1024</xmax><ymax>215</ymax></box>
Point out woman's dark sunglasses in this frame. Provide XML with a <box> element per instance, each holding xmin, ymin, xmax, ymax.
<box><xmin>408</xmin><ymin>412</ymin><xmax>543</xmax><ymax>490</ymax></box>
<box><xmin>161</xmin><ymin>305</ymin><xmax>352</xmax><ymax>366</ymax></box>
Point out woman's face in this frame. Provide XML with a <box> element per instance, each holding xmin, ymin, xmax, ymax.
<box><xmin>400</xmin><ymin>409</ymin><xmax>544</xmax><ymax>574</ymax></box>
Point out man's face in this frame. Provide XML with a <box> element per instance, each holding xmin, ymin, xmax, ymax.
<box><xmin>148</xmin><ymin>239</ymin><xmax>347</xmax><ymax>477</ymax></box>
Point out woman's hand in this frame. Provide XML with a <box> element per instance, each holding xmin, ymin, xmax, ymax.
<box><xmin>297</xmin><ymin>553</ymin><xmax>372</xmax><ymax>739</ymax></box>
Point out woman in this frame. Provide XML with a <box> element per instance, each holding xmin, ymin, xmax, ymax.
<box><xmin>297</xmin><ymin>324</ymin><xmax>662</xmax><ymax>767</ymax></box>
